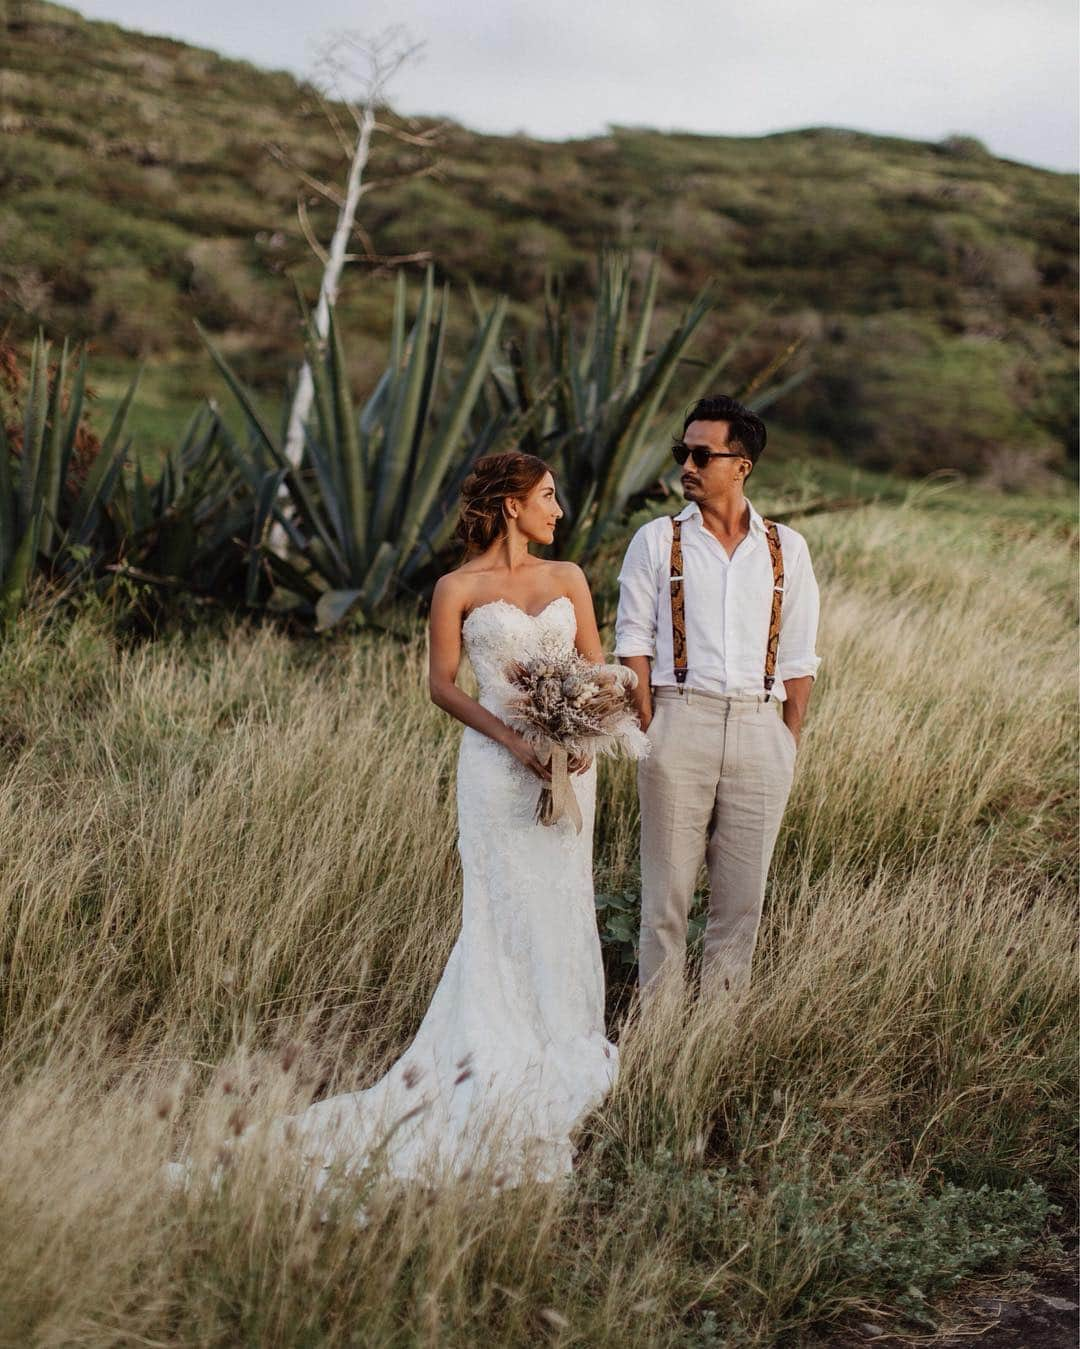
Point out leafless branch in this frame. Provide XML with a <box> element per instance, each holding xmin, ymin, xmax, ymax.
<box><xmin>266</xmin><ymin>143</ymin><xmax>345</xmax><ymax>208</ymax></box>
<box><xmin>357</xmin><ymin>160</ymin><xmax>443</xmax><ymax>197</ymax></box>
<box><xmin>340</xmin><ymin>249</ymin><xmax>433</xmax><ymax>268</ymax></box>
<box><xmin>373</xmin><ymin>119</ymin><xmax>446</xmax><ymax>147</ymax></box>
<box><xmin>267</xmin><ymin>22</ymin><xmax>438</xmax><ymax>555</ymax></box>
<box><xmin>296</xmin><ymin>196</ymin><xmax>330</xmax><ymax>266</ymax></box>
<box><xmin>308</xmin><ymin>85</ymin><xmax>356</xmax><ymax>159</ymax></box>
<box><xmin>349</xmin><ymin>219</ymin><xmax>378</xmax><ymax>259</ymax></box>
<box><xmin>310</xmin><ymin>25</ymin><xmax>426</xmax><ymax>127</ymax></box>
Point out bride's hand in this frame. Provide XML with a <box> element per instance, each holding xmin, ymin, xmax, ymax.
<box><xmin>567</xmin><ymin>752</ymin><xmax>593</xmax><ymax>775</ymax></box>
<box><xmin>508</xmin><ymin>735</ymin><xmax>552</xmax><ymax>781</ymax></box>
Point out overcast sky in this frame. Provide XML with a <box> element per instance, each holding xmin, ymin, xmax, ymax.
<box><xmin>71</xmin><ymin>0</ymin><xmax>1078</xmax><ymax>173</ymax></box>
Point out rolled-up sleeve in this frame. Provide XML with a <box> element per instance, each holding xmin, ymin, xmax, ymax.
<box><xmin>776</xmin><ymin>532</ymin><xmax>822</xmax><ymax>682</ymax></box>
<box><xmin>615</xmin><ymin>525</ymin><xmax>659</xmax><ymax>659</ymax></box>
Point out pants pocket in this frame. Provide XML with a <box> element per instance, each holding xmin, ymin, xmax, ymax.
<box><xmin>776</xmin><ymin>712</ymin><xmax>798</xmax><ymax>759</ymax></box>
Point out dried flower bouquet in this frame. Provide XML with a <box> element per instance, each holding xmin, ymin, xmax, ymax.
<box><xmin>503</xmin><ymin>648</ymin><xmax>650</xmax><ymax>831</ymax></box>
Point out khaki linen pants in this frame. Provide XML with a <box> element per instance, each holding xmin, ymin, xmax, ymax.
<box><xmin>637</xmin><ymin>686</ymin><xmax>797</xmax><ymax>1003</ymax></box>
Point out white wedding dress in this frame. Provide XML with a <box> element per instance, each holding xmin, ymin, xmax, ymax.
<box><xmin>166</xmin><ymin>595</ymin><xmax>618</xmax><ymax>1196</ymax></box>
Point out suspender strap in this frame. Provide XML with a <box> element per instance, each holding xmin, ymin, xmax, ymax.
<box><xmin>668</xmin><ymin>513</ymin><xmax>785</xmax><ymax>698</ymax></box>
<box><xmin>762</xmin><ymin>518</ymin><xmax>784</xmax><ymax>701</ymax></box>
<box><xmin>669</xmin><ymin>518</ymin><xmax>688</xmax><ymax>685</ymax></box>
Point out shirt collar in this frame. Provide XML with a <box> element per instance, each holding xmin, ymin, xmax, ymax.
<box><xmin>675</xmin><ymin>498</ymin><xmax>767</xmax><ymax>538</ymax></box>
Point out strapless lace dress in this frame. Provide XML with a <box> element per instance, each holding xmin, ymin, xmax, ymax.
<box><xmin>169</xmin><ymin>595</ymin><xmax>618</xmax><ymax>1194</ymax></box>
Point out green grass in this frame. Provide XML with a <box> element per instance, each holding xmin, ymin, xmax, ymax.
<box><xmin>81</xmin><ymin>349</ymin><xmax>290</xmax><ymax>472</ymax></box>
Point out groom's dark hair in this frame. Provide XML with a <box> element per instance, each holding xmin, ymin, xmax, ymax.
<box><xmin>682</xmin><ymin>394</ymin><xmax>767</xmax><ymax>468</ymax></box>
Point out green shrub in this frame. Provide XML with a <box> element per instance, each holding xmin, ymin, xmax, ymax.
<box><xmin>806</xmin><ymin>313</ymin><xmax>1064</xmax><ymax>475</ymax></box>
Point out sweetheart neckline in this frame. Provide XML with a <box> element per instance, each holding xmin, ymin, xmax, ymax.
<box><xmin>462</xmin><ymin>595</ymin><xmax>573</xmax><ymax>629</ymax></box>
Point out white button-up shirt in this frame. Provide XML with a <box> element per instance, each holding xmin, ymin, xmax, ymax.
<box><xmin>614</xmin><ymin>499</ymin><xmax>821</xmax><ymax>702</ymax></box>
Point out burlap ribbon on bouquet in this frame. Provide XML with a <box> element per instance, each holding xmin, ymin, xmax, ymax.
<box><xmin>534</xmin><ymin>739</ymin><xmax>583</xmax><ymax>834</ymax></box>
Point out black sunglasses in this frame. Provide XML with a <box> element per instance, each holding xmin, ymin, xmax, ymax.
<box><xmin>671</xmin><ymin>442</ymin><xmax>748</xmax><ymax>470</ymax></box>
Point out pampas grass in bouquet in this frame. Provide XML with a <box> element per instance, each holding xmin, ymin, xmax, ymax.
<box><xmin>503</xmin><ymin>647</ymin><xmax>650</xmax><ymax>832</ymax></box>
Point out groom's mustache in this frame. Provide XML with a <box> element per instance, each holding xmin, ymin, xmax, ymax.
<box><xmin>681</xmin><ymin>476</ymin><xmax>701</xmax><ymax>489</ymax></box>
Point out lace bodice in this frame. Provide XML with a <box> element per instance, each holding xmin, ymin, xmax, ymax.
<box><xmin>462</xmin><ymin>595</ymin><xmax>578</xmax><ymax>717</ymax></box>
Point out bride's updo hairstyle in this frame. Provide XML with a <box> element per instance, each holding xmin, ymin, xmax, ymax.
<box><xmin>455</xmin><ymin>451</ymin><xmax>552</xmax><ymax>556</ymax></box>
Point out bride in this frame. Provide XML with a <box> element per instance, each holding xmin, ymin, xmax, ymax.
<box><xmin>166</xmin><ymin>451</ymin><xmax>618</xmax><ymax>1195</ymax></box>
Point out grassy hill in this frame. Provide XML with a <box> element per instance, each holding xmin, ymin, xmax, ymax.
<box><xmin>1</xmin><ymin>0</ymin><xmax>1077</xmax><ymax>480</ymax></box>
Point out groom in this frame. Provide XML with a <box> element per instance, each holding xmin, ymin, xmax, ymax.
<box><xmin>616</xmin><ymin>394</ymin><xmax>821</xmax><ymax>1005</ymax></box>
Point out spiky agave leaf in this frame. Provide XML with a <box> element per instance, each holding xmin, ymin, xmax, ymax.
<box><xmin>67</xmin><ymin>366</ymin><xmax>141</xmax><ymax>548</ymax></box>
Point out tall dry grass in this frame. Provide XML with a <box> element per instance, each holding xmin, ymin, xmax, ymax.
<box><xmin>0</xmin><ymin>495</ymin><xmax>1074</xmax><ymax>1345</ymax></box>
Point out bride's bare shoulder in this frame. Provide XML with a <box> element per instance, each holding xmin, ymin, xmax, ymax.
<box><xmin>431</xmin><ymin>568</ymin><xmax>471</xmax><ymax>612</ymax></box>
<box><xmin>545</xmin><ymin>560</ymin><xmax>592</xmax><ymax>596</ymax></box>
<box><xmin>431</xmin><ymin>564</ymin><xmax>492</xmax><ymax>616</ymax></box>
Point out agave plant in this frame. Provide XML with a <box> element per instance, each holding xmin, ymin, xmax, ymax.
<box><xmin>507</xmin><ymin>251</ymin><xmax>809</xmax><ymax>561</ymax></box>
<box><xmin>0</xmin><ymin>332</ymin><xmax>261</xmax><ymax>627</ymax></box>
<box><xmin>0</xmin><ymin>332</ymin><xmax>138</xmax><ymax>623</ymax></box>
<box><xmin>192</xmin><ymin>252</ymin><xmax>810</xmax><ymax>630</ymax></box>
<box><xmin>200</xmin><ymin>266</ymin><xmax>521</xmax><ymax>630</ymax></box>
<box><xmin>108</xmin><ymin>402</ymin><xmax>270</xmax><ymax>608</ymax></box>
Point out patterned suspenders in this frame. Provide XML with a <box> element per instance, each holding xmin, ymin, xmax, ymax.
<box><xmin>669</xmin><ymin>518</ymin><xmax>689</xmax><ymax>685</ymax></box>
<box><xmin>762</xmin><ymin>519</ymin><xmax>784</xmax><ymax>700</ymax></box>
<box><xmin>669</xmin><ymin>516</ymin><xmax>785</xmax><ymax>699</ymax></box>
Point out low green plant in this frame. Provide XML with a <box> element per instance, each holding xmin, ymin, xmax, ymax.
<box><xmin>595</xmin><ymin>888</ymin><xmax>708</xmax><ymax>977</ymax></box>
<box><xmin>586</xmin><ymin>1131</ymin><xmax>1055</xmax><ymax>1339</ymax></box>
<box><xmin>202</xmin><ymin>251</ymin><xmax>809</xmax><ymax>626</ymax></box>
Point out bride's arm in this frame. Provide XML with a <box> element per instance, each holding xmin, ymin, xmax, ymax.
<box><xmin>562</xmin><ymin>564</ymin><xmax>603</xmax><ymax>774</ymax></box>
<box><xmin>428</xmin><ymin>574</ymin><xmax>551</xmax><ymax>781</ymax></box>
<box><xmin>562</xmin><ymin>563</ymin><xmax>604</xmax><ymax>664</ymax></box>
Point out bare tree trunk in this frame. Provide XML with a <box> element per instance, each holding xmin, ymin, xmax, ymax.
<box><xmin>261</xmin><ymin>28</ymin><xmax>428</xmax><ymax>562</ymax></box>
<box><xmin>283</xmin><ymin>100</ymin><xmax>376</xmax><ymax>469</ymax></box>
<box><xmin>266</xmin><ymin>101</ymin><xmax>376</xmax><ymax>556</ymax></box>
